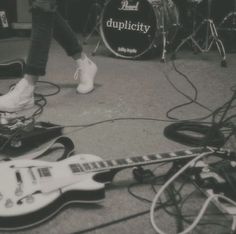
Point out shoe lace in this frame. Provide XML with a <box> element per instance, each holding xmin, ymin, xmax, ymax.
<box><xmin>9</xmin><ymin>84</ymin><xmax>17</xmax><ymax>92</ymax></box>
<box><xmin>74</xmin><ymin>67</ymin><xmax>81</xmax><ymax>81</ymax></box>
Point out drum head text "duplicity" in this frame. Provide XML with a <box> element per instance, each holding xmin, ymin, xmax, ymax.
<box><xmin>106</xmin><ymin>18</ymin><xmax>151</xmax><ymax>34</ymax></box>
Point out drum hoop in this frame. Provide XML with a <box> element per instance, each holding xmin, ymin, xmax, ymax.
<box><xmin>99</xmin><ymin>0</ymin><xmax>158</xmax><ymax>59</ymax></box>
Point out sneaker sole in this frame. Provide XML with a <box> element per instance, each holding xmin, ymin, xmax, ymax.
<box><xmin>0</xmin><ymin>102</ymin><xmax>35</xmax><ymax>113</ymax></box>
<box><xmin>77</xmin><ymin>86</ymin><xmax>94</xmax><ymax>94</ymax></box>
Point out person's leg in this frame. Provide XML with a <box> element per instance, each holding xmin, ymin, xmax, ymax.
<box><xmin>53</xmin><ymin>11</ymin><xmax>82</xmax><ymax>58</ymax></box>
<box><xmin>25</xmin><ymin>9</ymin><xmax>55</xmax><ymax>77</ymax></box>
<box><xmin>0</xmin><ymin>1</ymin><xmax>56</xmax><ymax>112</ymax></box>
<box><xmin>53</xmin><ymin>11</ymin><xmax>97</xmax><ymax>94</ymax></box>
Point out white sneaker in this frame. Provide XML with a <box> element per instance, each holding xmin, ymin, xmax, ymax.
<box><xmin>0</xmin><ymin>79</ymin><xmax>34</xmax><ymax>113</ymax></box>
<box><xmin>74</xmin><ymin>55</ymin><xmax>97</xmax><ymax>94</ymax></box>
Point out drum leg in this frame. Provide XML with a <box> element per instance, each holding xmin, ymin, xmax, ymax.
<box><xmin>209</xmin><ymin>20</ymin><xmax>227</xmax><ymax>67</ymax></box>
<box><xmin>92</xmin><ymin>39</ymin><xmax>102</xmax><ymax>56</ymax></box>
<box><xmin>161</xmin><ymin>31</ymin><xmax>167</xmax><ymax>63</ymax></box>
<box><xmin>160</xmin><ymin>0</ymin><xmax>171</xmax><ymax>63</ymax></box>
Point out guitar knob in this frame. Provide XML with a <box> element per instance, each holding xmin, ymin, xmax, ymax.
<box><xmin>15</xmin><ymin>187</ymin><xmax>23</xmax><ymax>197</ymax></box>
<box><xmin>5</xmin><ymin>199</ymin><xmax>14</xmax><ymax>208</ymax></box>
<box><xmin>26</xmin><ymin>195</ymin><xmax>34</xmax><ymax>204</ymax></box>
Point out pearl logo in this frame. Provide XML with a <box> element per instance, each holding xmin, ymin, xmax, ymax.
<box><xmin>119</xmin><ymin>0</ymin><xmax>140</xmax><ymax>11</ymax></box>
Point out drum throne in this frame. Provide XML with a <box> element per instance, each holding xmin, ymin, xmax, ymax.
<box><xmin>172</xmin><ymin>0</ymin><xmax>227</xmax><ymax>67</ymax></box>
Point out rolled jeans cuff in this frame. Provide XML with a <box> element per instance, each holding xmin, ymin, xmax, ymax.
<box><xmin>25</xmin><ymin>65</ymin><xmax>46</xmax><ymax>76</ymax></box>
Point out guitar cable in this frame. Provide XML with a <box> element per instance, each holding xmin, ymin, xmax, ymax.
<box><xmin>74</xmin><ymin>160</ymin><xmax>230</xmax><ymax>234</ymax></box>
<box><xmin>73</xmin><ymin>209</ymin><xmax>151</xmax><ymax>234</ymax></box>
<box><xmin>162</xmin><ymin>58</ymin><xmax>236</xmax><ymax>149</ymax></box>
<box><xmin>128</xmin><ymin>164</ymin><xmax>230</xmax><ymax>233</ymax></box>
<box><xmin>163</xmin><ymin>87</ymin><xmax>236</xmax><ymax>147</ymax></box>
<box><xmin>150</xmin><ymin>151</ymin><xmax>236</xmax><ymax>234</ymax></box>
<box><xmin>163</xmin><ymin>121</ymin><xmax>226</xmax><ymax>147</ymax></box>
<box><xmin>164</xmin><ymin>59</ymin><xmax>212</xmax><ymax>121</ymax></box>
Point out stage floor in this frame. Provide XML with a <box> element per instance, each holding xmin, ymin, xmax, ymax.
<box><xmin>0</xmin><ymin>34</ymin><xmax>235</xmax><ymax>234</ymax></box>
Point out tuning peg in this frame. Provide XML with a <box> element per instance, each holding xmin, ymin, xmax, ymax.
<box><xmin>15</xmin><ymin>187</ymin><xmax>23</xmax><ymax>197</ymax></box>
<box><xmin>5</xmin><ymin>199</ymin><xmax>13</xmax><ymax>208</ymax></box>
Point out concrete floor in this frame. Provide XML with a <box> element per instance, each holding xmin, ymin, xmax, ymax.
<box><xmin>0</xmin><ymin>34</ymin><xmax>235</xmax><ymax>234</ymax></box>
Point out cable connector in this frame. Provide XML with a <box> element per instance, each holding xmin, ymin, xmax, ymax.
<box><xmin>133</xmin><ymin>167</ymin><xmax>155</xmax><ymax>183</ymax></box>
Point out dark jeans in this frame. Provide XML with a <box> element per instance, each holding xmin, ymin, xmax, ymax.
<box><xmin>25</xmin><ymin>0</ymin><xmax>83</xmax><ymax>76</ymax></box>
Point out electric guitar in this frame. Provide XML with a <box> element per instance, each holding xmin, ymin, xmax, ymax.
<box><xmin>0</xmin><ymin>147</ymin><xmax>229</xmax><ymax>230</ymax></box>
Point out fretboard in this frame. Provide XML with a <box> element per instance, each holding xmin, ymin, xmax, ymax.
<box><xmin>69</xmin><ymin>147</ymin><xmax>220</xmax><ymax>174</ymax></box>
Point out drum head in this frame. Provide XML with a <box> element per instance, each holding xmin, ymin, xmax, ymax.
<box><xmin>100</xmin><ymin>0</ymin><xmax>157</xmax><ymax>58</ymax></box>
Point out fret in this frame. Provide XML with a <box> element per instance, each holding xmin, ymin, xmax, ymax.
<box><xmin>98</xmin><ymin>161</ymin><xmax>107</xmax><ymax>168</ymax></box>
<box><xmin>136</xmin><ymin>156</ymin><xmax>145</xmax><ymax>162</ymax></box>
<box><xmin>125</xmin><ymin>159</ymin><xmax>131</xmax><ymax>164</ymax></box>
<box><xmin>91</xmin><ymin>162</ymin><xmax>99</xmax><ymax>169</ymax></box>
<box><xmin>106</xmin><ymin>160</ymin><xmax>114</xmax><ymax>167</ymax></box>
<box><xmin>155</xmin><ymin>154</ymin><xmax>162</xmax><ymax>159</ymax></box>
<box><xmin>130</xmin><ymin>157</ymin><xmax>138</xmax><ymax>163</ymax></box>
<box><xmin>116</xmin><ymin>159</ymin><xmax>129</xmax><ymax>165</ymax></box>
<box><xmin>178</xmin><ymin>149</ymin><xmax>198</xmax><ymax>156</ymax></box>
<box><xmin>142</xmin><ymin>156</ymin><xmax>149</xmax><ymax>161</ymax></box>
<box><xmin>147</xmin><ymin>154</ymin><xmax>158</xmax><ymax>160</ymax></box>
<box><xmin>170</xmin><ymin>152</ymin><xmax>177</xmax><ymax>157</ymax></box>
<box><xmin>177</xmin><ymin>150</ymin><xmax>192</xmax><ymax>156</ymax></box>
<box><xmin>126</xmin><ymin>158</ymin><xmax>134</xmax><ymax>163</ymax></box>
<box><xmin>161</xmin><ymin>153</ymin><xmax>171</xmax><ymax>158</ymax></box>
<box><xmin>102</xmin><ymin>161</ymin><xmax>109</xmax><ymax>167</ymax></box>
<box><xmin>131</xmin><ymin>156</ymin><xmax>145</xmax><ymax>163</ymax></box>
<box><xmin>174</xmin><ymin>151</ymin><xmax>182</xmax><ymax>156</ymax></box>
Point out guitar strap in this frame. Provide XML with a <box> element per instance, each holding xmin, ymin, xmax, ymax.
<box><xmin>0</xmin><ymin>136</ymin><xmax>75</xmax><ymax>162</ymax></box>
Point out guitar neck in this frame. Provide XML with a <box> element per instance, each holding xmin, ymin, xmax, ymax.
<box><xmin>69</xmin><ymin>147</ymin><xmax>220</xmax><ymax>174</ymax></box>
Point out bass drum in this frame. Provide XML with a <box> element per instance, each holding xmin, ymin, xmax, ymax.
<box><xmin>100</xmin><ymin>0</ymin><xmax>180</xmax><ymax>59</ymax></box>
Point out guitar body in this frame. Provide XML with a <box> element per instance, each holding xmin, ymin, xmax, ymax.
<box><xmin>0</xmin><ymin>146</ymin><xmax>224</xmax><ymax>230</ymax></box>
<box><xmin>0</xmin><ymin>154</ymin><xmax>106</xmax><ymax>230</ymax></box>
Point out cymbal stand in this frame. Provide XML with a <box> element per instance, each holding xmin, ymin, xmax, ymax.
<box><xmin>172</xmin><ymin>0</ymin><xmax>227</xmax><ymax>67</ymax></box>
<box><xmin>218</xmin><ymin>0</ymin><xmax>236</xmax><ymax>31</ymax></box>
<box><xmin>159</xmin><ymin>0</ymin><xmax>168</xmax><ymax>62</ymax></box>
<box><xmin>83</xmin><ymin>0</ymin><xmax>104</xmax><ymax>56</ymax></box>
<box><xmin>159</xmin><ymin>0</ymin><xmax>179</xmax><ymax>62</ymax></box>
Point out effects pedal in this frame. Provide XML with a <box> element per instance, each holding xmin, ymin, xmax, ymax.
<box><xmin>0</xmin><ymin>115</ymin><xmax>63</xmax><ymax>153</ymax></box>
<box><xmin>0</xmin><ymin>113</ymin><xmax>33</xmax><ymax>147</ymax></box>
<box><xmin>133</xmin><ymin>166</ymin><xmax>155</xmax><ymax>183</ymax></box>
<box><xmin>0</xmin><ymin>112</ymin><xmax>20</xmax><ymax>125</ymax></box>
